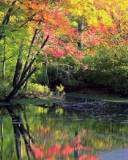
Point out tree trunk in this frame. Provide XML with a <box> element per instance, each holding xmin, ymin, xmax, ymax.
<box><xmin>1</xmin><ymin>38</ymin><xmax>6</xmax><ymax>80</ymax></box>
<box><xmin>13</xmin><ymin>42</ymin><xmax>23</xmax><ymax>87</ymax></box>
<box><xmin>77</xmin><ymin>18</ymin><xmax>86</xmax><ymax>50</ymax></box>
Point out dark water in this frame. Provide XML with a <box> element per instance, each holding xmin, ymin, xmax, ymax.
<box><xmin>0</xmin><ymin>100</ymin><xmax>128</xmax><ymax>160</ymax></box>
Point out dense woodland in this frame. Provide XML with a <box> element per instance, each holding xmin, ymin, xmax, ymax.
<box><xmin>0</xmin><ymin>0</ymin><xmax>128</xmax><ymax>102</ymax></box>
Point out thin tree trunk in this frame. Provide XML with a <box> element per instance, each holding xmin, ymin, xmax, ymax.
<box><xmin>77</xmin><ymin>18</ymin><xmax>86</xmax><ymax>50</ymax></box>
<box><xmin>4</xmin><ymin>30</ymin><xmax>49</xmax><ymax>102</ymax></box>
<box><xmin>2</xmin><ymin>38</ymin><xmax>6</xmax><ymax>80</ymax></box>
<box><xmin>6</xmin><ymin>107</ymin><xmax>34</xmax><ymax>160</ymax></box>
<box><xmin>6</xmin><ymin>67</ymin><xmax>36</xmax><ymax>102</ymax></box>
<box><xmin>13</xmin><ymin>42</ymin><xmax>23</xmax><ymax>87</ymax></box>
<box><xmin>0</xmin><ymin>117</ymin><xmax>3</xmax><ymax>160</ymax></box>
<box><xmin>12</xmin><ymin>115</ymin><xmax>22</xmax><ymax>160</ymax></box>
<box><xmin>0</xmin><ymin>0</ymin><xmax>17</xmax><ymax>40</ymax></box>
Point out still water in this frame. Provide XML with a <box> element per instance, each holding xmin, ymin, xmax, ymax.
<box><xmin>0</xmin><ymin>102</ymin><xmax>128</xmax><ymax>160</ymax></box>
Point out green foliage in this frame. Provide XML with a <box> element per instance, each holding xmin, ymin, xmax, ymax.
<box><xmin>0</xmin><ymin>81</ymin><xmax>11</xmax><ymax>98</ymax></box>
<box><xmin>34</xmin><ymin>56</ymin><xmax>79</xmax><ymax>88</ymax></box>
<box><xmin>82</xmin><ymin>45</ymin><xmax>128</xmax><ymax>95</ymax></box>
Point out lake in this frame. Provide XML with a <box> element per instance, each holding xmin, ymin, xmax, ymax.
<box><xmin>0</xmin><ymin>96</ymin><xmax>128</xmax><ymax>160</ymax></box>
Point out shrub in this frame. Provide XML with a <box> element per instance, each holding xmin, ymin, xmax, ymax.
<box><xmin>0</xmin><ymin>81</ymin><xmax>11</xmax><ymax>99</ymax></box>
<box><xmin>27</xmin><ymin>83</ymin><xmax>52</xmax><ymax>96</ymax></box>
<box><xmin>82</xmin><ymin>45</ymin><xmax>128</xmax><ymax>95</ymax></box>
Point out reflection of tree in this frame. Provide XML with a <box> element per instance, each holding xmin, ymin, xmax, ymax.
<box><xmin>0</xmin><ymin>117</ymin><xmax>3</xmax><ymax>160</ymax></box>
<box><xmin>6</xmin><ymin>107</ymin><xmax>35</xmax><ymax>160</ymax></box>
<box><xmin>30</xmin><ymin>124</ymin><xmax>99</xmax><ymax>160</ymax></box>
<box><xmin>2</xmin><ymin>107</ymin><xmax>100</xmax><ymax>160</ymax></box>
<box><xmin>1</xmin><ymin>107</ymin><xmax>128</xmax><ymax>160</ymax></box>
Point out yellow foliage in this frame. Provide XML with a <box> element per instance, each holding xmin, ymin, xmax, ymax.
<box><xmin>0</xmin><ymin>11</ymin><xmax>4</xmax><ymax>20</ymax></box>
<box><xmin>27</xmin><ymin>83</ymin><xmax>51</xmax><ymax>96</ymax></box>
<box><xmin>56</xmin><ymin>84</ymin><xmax>64</xmax><ymax>93</ymax></box>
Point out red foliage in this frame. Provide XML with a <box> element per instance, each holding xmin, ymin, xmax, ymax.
<box><xmin>31</xmin><ymin>144</ymin><xmax>45</xmax><ymax>159</ymax></box>
<box><xmin>23</xmin><ymin>0</ymin><xmax>126</xmax><ymax>61</ymax></box>
<box><xmin>61</xmin><ymin>145</ymin><xmax>74</xmax><ymax>156</ymax></box>
<box><xmin>24</xmin><ymin>0</ymin><xmax>85</xmax><ymax>60</ymax></box>
<box><xmin>51</xmin><ymin>48</ymin><xmax>65</xmax><ymax>58</ymax></box>
<box><xmin>46</xmin><ymin>157</ymin><xmax>54</xmax><ymax>160</ymax></box>
<box><xmin>30</xmin><ymin>137</ymin><xmax>100</xmax><ymax>160</ymax></box>
<box><xmin>73</xmin><ymin>135</ymin><xmax>93</xmax><ymax>152</ymax></box>
<box><xmin>97</xmin><ymin>24</ymin><xmax>108</xmax><ymax>33</ymax></box>
<box><xmin>82</xmin><ymin>29</ymin><xmax>102</xmax><ymax>47</ymax></box>
<box><xmin>82</xmin><ymin>23</ymin><xmax>119</xmax><ymax>47</ymax></box>
<box><xmin>47</xmin><ymin>144</ymin><xmax>61</xmax><ymax>156</ymax></box>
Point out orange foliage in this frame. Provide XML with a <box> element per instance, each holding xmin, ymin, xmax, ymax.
<box><xmin>82</xmin><ymin>23</ymin><xmax>119</xmax><ymax>47</ymax></box>
<box><xmin>24</xmin><ymin>0</ymin><xmax>81</xmax><ymax>59</ymax></box>
<box><xmin>23</xmin><ymin>0</ymin><xmax>127</xmax><ymax>60</ymax></box>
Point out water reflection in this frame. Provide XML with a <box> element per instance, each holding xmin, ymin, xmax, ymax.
<box><xmin>0</xmin><ymin>105</ymin><xmax>128</xmax><ymax>160</ymax></box>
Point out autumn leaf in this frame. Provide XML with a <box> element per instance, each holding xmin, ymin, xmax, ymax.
<box><xmin>47</xmin><ymin>144</ymin><xmax>61</xmax><ymax>156</ymax></box>
<box><xmin>61</xmin><ymin>145</ymin><xmax>74</xmax><ymax>156</ymax></box>
<box><xmin>31</xmin><ymin>144</ymin><xmax>45</xmax><ymax>160</ymax></box>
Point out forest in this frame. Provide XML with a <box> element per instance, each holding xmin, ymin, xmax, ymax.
<box><xmin>0</xmin><ymin>0</ymin><xmax>128</xmax><ymax>160</ymax></box>
<box><xmin>0</xmin><ymin>0</ymin><xmax>128</xmax><ymax>100</ymax></box>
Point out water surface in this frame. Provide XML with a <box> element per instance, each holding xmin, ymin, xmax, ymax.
<box><xmin>0</xmin><ymin>100</ymin><xmax>128</xmax><ymax>160</ymax></box>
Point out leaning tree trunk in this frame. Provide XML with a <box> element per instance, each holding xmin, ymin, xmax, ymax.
<box><xmin>0</xmin><ymin>2</ymin><xmax>49</xmax><ymax>159</ymax></box>
<box><xmin>5</xmin><ymin>58</ymin><xmax>36</xmax><ymax>102</ymax></box>
<box><xmin>5</xmin><ymin>34</ymin><xmax>49</xmax><ymax>102</ymax></box>
<box><xmin>6</xmin><ymin>107</ymin><xmax>34</xmax><ymax>160</ymax></box>
<box><xmin>13</xmin><ymin>42</ymin><xmax>23</xmax><ymax>87</ymax></box>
